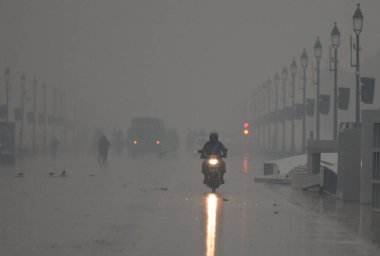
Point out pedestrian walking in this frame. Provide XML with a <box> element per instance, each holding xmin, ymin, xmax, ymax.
<box><xmin>98</xmin><ymin>134</ymin><xmax>110</xmax><ymax>163</ymax></box>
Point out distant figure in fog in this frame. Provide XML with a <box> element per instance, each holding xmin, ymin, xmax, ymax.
<box><xmin>50</xmin><ymin>135</ymin><xmax>59</xmax><ymax>159</ymax></box>
<box><xmin>98</xmin><ymin>134</ymin><xmax>110</xmax><ymax>163</ymax></box>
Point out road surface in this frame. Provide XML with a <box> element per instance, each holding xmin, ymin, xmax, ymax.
<box><xmin>0</xmin><ymin>150</ymin><xmax>379</xmax><ymax>256</ymax></box>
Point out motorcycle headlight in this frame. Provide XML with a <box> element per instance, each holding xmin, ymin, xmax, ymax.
<box><xmin>208</xmin><ymin>158</ymin><xmax>219</xmax><ymax>166</ymax></box>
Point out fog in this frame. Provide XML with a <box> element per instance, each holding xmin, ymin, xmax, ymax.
<box><xmin>1</xmin><ymin>0</ymin><xmax>380</xmax><ymax>137</ymax></box>
<box><xmin>2</xmin><ymin>2</ymin><xmax>380</xmax><ymax>254</ymax></box>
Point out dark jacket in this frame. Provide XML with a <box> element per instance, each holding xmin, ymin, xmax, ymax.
<box><xmin>99</xmin><ymin>135</ymin><xmax>110</xmax><ymax>154</ymax></box>
<box><xmin>201</xmin><ymin>141</ymin><xmax>227</xmax><ymax>159</ymax></box>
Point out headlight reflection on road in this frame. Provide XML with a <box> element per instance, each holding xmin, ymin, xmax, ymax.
<box><xmin>205</xmin><ymin>193</ymin><xmax>219</xmax><ymax>256</ymax></box>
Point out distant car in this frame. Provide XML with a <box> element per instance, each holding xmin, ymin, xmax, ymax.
<box><xmin>126</xmin><ymin>118</ymin><xmax>166</xmax><ymax>157</ymax></box>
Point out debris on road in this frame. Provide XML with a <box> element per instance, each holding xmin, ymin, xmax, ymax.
<box><xmin>61</xmin><ymin>170</ymin><xmax>66</xmax><ymax>177</ymax></box>
<box><xmin>222</xmin><ymin>198</ymin><xmax>229</xmax><ymax>202</ymax></box>
<box><xmin>94</xmin><ymin>239</ymin><xmax>111</xmax><ymax>245</ymax></box>
<box><xmin>48</xmin><ymin>172</ymin><xmax>55</xmax><ymax>176</ymax></box>
<box><xmin>15</xmin><ymin>172</ymin><xmax>24</xmax><ymax>178</ymax></box>
<box><xmin>154</xmin><ymin>187</ymin><xmax>168</xmax><ymax>191</ymax></box>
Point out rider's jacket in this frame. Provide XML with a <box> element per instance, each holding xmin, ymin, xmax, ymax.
<box><xmin>201</xmin><ymin>141</ymin><xmax>227</xmax><ymax>159</ymax></box>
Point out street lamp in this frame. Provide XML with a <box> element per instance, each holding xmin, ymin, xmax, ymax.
<box><xmin>4</xmin><ymin>67</ymin><xmax>11</xmax><ymax>121</ymax></box>
<box><xmin>281</xmin><ymin>66</ymin><xmax>288</xmax><ymax>154</ymax></box>
<box><xmin>353</xmin><ymin>4</ymin><xmax>363</xmax><ymax>34</ymax></box>
<box><xmin>260</xmin><ymin>83</ymin><xmax>266</xmax><ymax>150</ymax></box>
<box><xmin>314</xmin><ymin>36</ymin><xmax>322</xmax><ymax>140</ymax></box>
<box><xmin>352</xmin><ymin>3</ymin><xmax>363</xmax><ymax>123</ymax></box>
<box><xmin>290</xmin><ymin>58</ymin><xmax>297</xmax><ymax>154</ymax></box>
<box><xmin>63</xmin><ymin>91</ymin><xmax>67</xmax><ymax>144</ymax></box>
<box><xmin>32</xmin><ymin>78</ymin><xmax>37</xmax><ymax>152</ymax></box>
<box><xmin>42</xmin><ymin>83</ymin><xmax>47</xmax><ymax>149</ymax></box>
<box><xmin>274</xmin><ymin>73</ymin><xmax>280</xmax><ymax>153</ymax></box>
<box><xmin>52</xmin><ymin>87</ymin><xmax>57</xmax><ymax>136</ymax></box>
<box><xmin>331</xmin><ymin>22</ymin><xmax>341</xmax><ymax>48</ymax></box>
<box><xmin>256</xmin><ymin>86</ymin><xmax>263</xmax><ymax>149</ymax></box>
<box><xmin>300</xmin><ymin>49</ymin><xmax>308</xmax><ymax>152</ymax></box>
<box><xmin>266</xmin><ymin>78</ymin><xmax>272</xmax><ymax>151</ymax></box>
<box><xmin>19</xmin><ymin>73</ymin><xmax>26</xmax><ymax>150</ymax></box>
<box><xmin>331</xmin><ymin>22</ymin><xmax>340</xmax><ymax>140</ymax></box>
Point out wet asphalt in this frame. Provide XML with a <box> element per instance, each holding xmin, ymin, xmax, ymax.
<box><xmin>0</xmin><ymin>150</ymin><xmax>379</xmax><ymax>256</ymax></box>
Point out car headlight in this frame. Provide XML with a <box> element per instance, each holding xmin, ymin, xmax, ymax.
<box><xmin>133</xmin><ymin>140</ymin><xmax>139</xmax><ymax>145</ymax></box>
<box><xmin>208</xmin><ymin>158</ymin><xmax>219</xmax><ymax>166</ymax></box>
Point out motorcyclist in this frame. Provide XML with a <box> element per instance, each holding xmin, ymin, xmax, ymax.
<box><xmin>200</xmin><ymin>132</ymin><xmax>227</xmax><ymax>184</ymax></box>
<box><xmin>98</xmin><ymin>134</ymin><xmax>111</xmax><ymax>163</ymax></box>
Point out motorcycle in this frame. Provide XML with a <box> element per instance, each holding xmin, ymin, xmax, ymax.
<box><xmin>199</xmin><ymin>150</ymin><xmax>226</xmax><ymax>192</ymax></box>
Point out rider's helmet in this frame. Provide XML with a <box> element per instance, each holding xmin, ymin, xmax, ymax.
<box><xmin>209</xmin><ymin>132</ymin><xmax>219</xmax><ymax>143</ymax></box>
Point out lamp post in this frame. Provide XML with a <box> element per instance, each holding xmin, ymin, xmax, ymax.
<box><xmin>19</xmin><ymin>74</ymin><xmax>26</xmax><ymax>150</ymax></box>
<box><xmin>290</xmin><ymin>58</ymin><xmax>297</xmax><ymax>154</ymax></box>
<box><xmin>42</xmin><ymin>83</ymin><xmax>47</xmax><ymax>150</ymax></box>
<box><xmin>4</xmin><ymin>67</ymin><xmax>11</xmax><ymax>121</ymax></box>
<box><xmin>32</xmin><ymin>78</ymin><xmax>37</xmax><ymax>152</ymax></box>
<box><xmin>260</xmin><ymin>85</ymin><xmax>265</xmax><ymax>150</ymax></box>
<box><xmin>274</xmin><ymin>73</ymin><xmax>280</xmax><ymax>153</ymax></box>
<box><xmin>331</xmin><ymin>22</ymin><xmax>340</xmax><ymax>140</ymax></box>
<box><xmin>52</xmin><ymin>88</ymin><xmax>57</xmax><ymax>136</ymax></box>
<box><xmin>73</xmin><ymin>96</ymin><xmax>78</xmax><ymax>145</ymax></box>
<box><xmin>352</xmin><ymin>4</ymin><xmax>363</xmax><ymax>123</ymax></box>
<box><xmin>300</xmin><ymin>49</ymin><xmax>309</xmax><ymax>152</ymax></box>
<box><xmin>58</xmin><ymin>90</ymin><xmax>63</xmax><ymax>142</ymax></box>
<box><xmin>314</xmin><ymin>37</ymin><xmax>322</xmax><ymax>140</ymax></box>
<box><xmin>281</xmin><ymin>67</ymin><xmax>288</xmax><ymax>154</ymax></box>
<box><xmin>261</xmin><ymin>83</ymin><xmax>267</xmax><ymax>151</ymax></box>
<box><xmin>63</xmin><ymin>91</ymin><xmax>67</xmax><ymax>144</ymax></box>
<box><xmin>256</xmin><ymin>87</ymin><xmax>262</xmax><ymax>149</ymax></box>
<box><xmin>266</xmin><ymin>78</ymin><xmax>272</xmax><ymax>151</ymax></box>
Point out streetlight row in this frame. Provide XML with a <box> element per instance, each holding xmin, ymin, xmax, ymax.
<box><xmin>251</xmin><ymin>3</ymin><xmax>364</xmax><ymax>156</ymax></box>
<box><xmin>2</xmin><ymin>66</ymin><xmax>86</xmax><ymax>150</ymax></box>
<box><xmin>3</xmin><ymin>68</ymin><xmax>78</xmax><ymax>124</ymax></box>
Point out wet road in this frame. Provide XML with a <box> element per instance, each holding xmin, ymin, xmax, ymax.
<box><xmin>0</xmin><ymin>150</ymin><xmax>379</xmax><ymax>256</ymax></box>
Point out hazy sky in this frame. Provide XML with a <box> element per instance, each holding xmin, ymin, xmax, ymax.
<box><xmin>1</xmin><ymin>0</ymin><xmax>380</xmax><ymax>135</ymax></box>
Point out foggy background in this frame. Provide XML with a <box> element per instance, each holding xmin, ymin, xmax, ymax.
<box><xmin>1</xmin><ymin>0</ymin><xmax>380</xmax><ymax>138</ymax></box>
